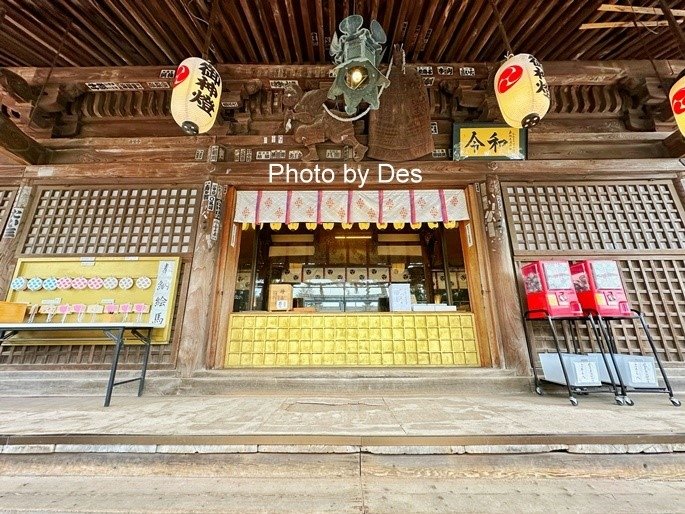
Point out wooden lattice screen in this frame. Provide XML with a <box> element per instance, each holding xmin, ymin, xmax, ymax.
<box><xmin>502</xmin><ymin>180</ymin><xmax>685</xmax><ymax>363</ymax></box>
<box><xmin>0</xmin><ymin>185</ymin><xmax>199</xmax><ymax>369</ymax></box>
<box><xmin>504</xmin><ymin>181</ymin><xmax>685</xmax><ymax>254</ymax></box>
<box><xmin>21</xmin><ymin>187</ymin><xmax>198</xmax><ymax>255</ymax></box>
<box><xmin>0</xmin><ymin>187</ymin><xmax>17</xmax><ymax>234</ymax></box>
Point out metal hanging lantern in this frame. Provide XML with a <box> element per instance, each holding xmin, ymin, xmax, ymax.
<box><xmin>670</xmin><ymin>71</ymin><xmax>685</xmax><ymax>137</ymax></box>
<box><xmin>327</xmin><ymin>15</ymin><xmax>390</xmax><ymax>115</ymax></box>
<box><xmin>171</xmin><ymin>57</ymin><xmax>222</xmax><ymax>135</ymax></box>
<box><xmin>494</xmin><ymin>53</ymin><xmax>550</xmax><ymax>129</ymax></box>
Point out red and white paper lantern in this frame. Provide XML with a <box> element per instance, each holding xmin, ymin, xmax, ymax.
<box><xmin>494</xmin><ymin>53</ymin><xmax>550</xmax><ymax>129</ymax></box>
<box><xmin>171</xmin><ymin>57</ymin><xmax>222</xmax><ymax>135</ymax></box>
<box><xmin>669</xmin><ymin>72</ymin><xmax>685</xmax><ymax>137</ymax></box>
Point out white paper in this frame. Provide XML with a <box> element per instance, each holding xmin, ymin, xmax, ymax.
<box><xmin>628</xmin><ymin>361</ymin><xmax>656</xmax><ymax>385</ymax></box>
<box><xmin>149</xmin><ymin>260</ymin><xmax>175</xmax><ymax>327</ymax></box>
<box><xmin>573</xmin><ymin>361</ymin><xmax>600</xmax><ymax>385</ymax></box>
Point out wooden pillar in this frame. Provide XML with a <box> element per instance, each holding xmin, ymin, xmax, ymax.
<box><xmin>0</xmin><ymin>183</ymin><xmax>32</xmax><ymax>298</ymax></box>
<box><xmin>176</xmin><ymin>189</ymin><xmax>224</xmax><ymax>377</ymax></box>
<box><xmin>206</xmin><ymin>186</ymin><xmax>241</xmax><ymax>369</ymax></box>
<box><xmin>461</xmin><ymin>185</ymin><xmax>498</xmax><ymax>368</ymax></box>
<box><xmin>482</xmin><ymin>175</ymin><xmax>529</xmax><ymax>374</ymax></box>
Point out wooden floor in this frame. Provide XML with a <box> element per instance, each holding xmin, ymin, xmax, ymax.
<box><xmin>0</xmin><ymin>453</ymin><xmax>683</xmax><ymax>513</ymax></box>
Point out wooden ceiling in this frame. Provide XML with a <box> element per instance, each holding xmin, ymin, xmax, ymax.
<box><xmin>1</xmin><ymin>0</ymin><xmax>685</xmax><ymax>67</ymax></box>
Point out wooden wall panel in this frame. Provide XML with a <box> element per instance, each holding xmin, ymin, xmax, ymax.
<box><xmin>504</xmin><ymin>179</ymin><xmax>685</xmax><ymax>363</ymax></box>
<box><xmin>20</xmin><ymin>186</ymin><xmax>199</xmax><ymax>255</ymax></box>
<box><xmin>0</xmin><ymin>184</ymin><xmax>200</xmax><ymax>369</ymax></box>
<box><xmin>503</xmin><ymin>181</ymin><xmax>685</xmax><ymax>254</ymax></box>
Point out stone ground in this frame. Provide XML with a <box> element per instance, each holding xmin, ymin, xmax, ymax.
<box><xmin>1</xmin><ymin>389</ymin><xmax>684</xmax><ymax>512</ymax></box>
<box><xmin>0</xmin><ymin>390</ymin><xmax>683</xmax><ymax>437</ymax></box>
<box><xmin>0</xmin><ymin>452</ymin><xmax>683</xmax><ymax>513</ymax></box>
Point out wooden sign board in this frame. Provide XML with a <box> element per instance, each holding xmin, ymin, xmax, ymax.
<box><xmin>453</xmin><ymin>124</ymin><xmax>527</xmax><ymax>161</ymax></box>
<box><xmin>5</xmin><ymin>256</ymin><xmax>181</xmax><ymax>345</ymax></box>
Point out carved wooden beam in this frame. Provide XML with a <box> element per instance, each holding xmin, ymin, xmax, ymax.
<box><xmin>6</xmin><ymin>61</ymin><xmax>685</xmax><ymax>90</ymax></box>
<box><xmin>0</xmin><ymin>111</ymin><xmax>51</xmax><ymax>164</ymax></box>
<box><xmin>7</xmin><ymin>158</ymin><xmax>682</xmax><ymax>185</ymax></box>
<box><xmin>663</xmin><ymin>130</ymin><xmax>685</xmax><ymax>158</ymax></box>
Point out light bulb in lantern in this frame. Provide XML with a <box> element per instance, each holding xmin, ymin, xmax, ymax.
<box><xmin>346</xmin><ymin>66</ymin><xmax>368</xmax><ymax>90</ymax></box>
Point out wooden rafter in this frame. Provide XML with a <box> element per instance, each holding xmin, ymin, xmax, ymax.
<box><xmin>598</xmin><ymin>4</ymin><xmax>685</xmax><ymax>17</ymax></box>
<box><xmin>0</xmin><ymin>0</ymin><xmax>684</xmax><ymax>65</ymax></box>
<box><xmin>580</xmin><ymin>21</ymin><xmax>672</xmax><ymax>30</ymax></box>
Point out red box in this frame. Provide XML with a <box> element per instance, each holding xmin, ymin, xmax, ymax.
<box><xmin>521</xmin><ymin>261</ymin><xmax>583</xmax><ymax>319</ymax></box>
<box><xmin>570</xmin><ymin>260</ymin><xmax>631</xmax><ymax>317</ymax></box>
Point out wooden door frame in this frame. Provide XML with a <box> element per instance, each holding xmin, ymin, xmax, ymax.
<box><xmin>207</xmin><ymin>185</ymin><xmax>502</xmax><ymax>369</ymax></box>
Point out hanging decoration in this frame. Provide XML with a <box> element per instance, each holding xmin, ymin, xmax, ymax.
<box><xmin>234</xmin><ymin>189</ymin><xmax>469</xmax><ymax>225</ymax></box>
<box><xmin>489</xmin><ymin>0</ymin><xmax>549</xmax><ymax>129</ymax></box>
<box><xmin>327</xmin><ymin>14</ymin><xmax>390</xmax><ymax>115</ymax></box>
<box><xmin>670</xmin><ymin>72</ymin><xmax>685</xmax><ymax>136</ymax></box>
<box><xmin>494</xmin><ymin>54</ymin><xmax>550</xmax><ymax>129</ymax></box>
<box><xmin>656</xmin><ymin>0</ymin><xmax>685</xmax><ymax>136</ymax></box>
<box><xmin>170</xmin><ymin>57</ymin><xmax>222</xmax><ymax>135</ymax></box>
<box><xmin>367</xmin><ymin>45</ymin><xmax>434</xmax><ymax>161</ymax></box>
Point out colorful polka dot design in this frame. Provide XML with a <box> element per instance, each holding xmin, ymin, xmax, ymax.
<box><xmin>56</xmin><ymin>277</ymin><xmax>72</xmax><ymax>290</ymax></box>
<box><xmin>43</xmin><ymin>277</ymin><xmax>58</xmax><ymax>291</ymax></box>
<box><xmin>27</xmin><ymin>277</ymin><xmax>43</xmax><ymax>291</ymax></box>
<box><xmin>103</xmin><ymin>277</ymin><xmax>118</xmax><ymax>290</ymax></box>
<box><xmin>135</xmin><ymin>276</ymin><xmax>152</xmax><ymax>290</ymax></box>
<box><xmin>10</xmin><ymin>277</ymin><xmax>27</xmax><ymax>291</ymax></box>
<box><xmin>119</xmin><ymin>277</ymin><xmax>134</xmax><ymax>290</ymax></box>
<box><xmin>87</xmin><ymin>277</ymin><xmax>104</xmax><ymax>290</ymax></box>
<box><xmin>71</xmin><ymin>277</ymin><xmax>88</xmax><ymax>290</ymax></box>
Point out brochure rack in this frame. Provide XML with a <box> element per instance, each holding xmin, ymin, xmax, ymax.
<box><xmin>524</xmin><ymin>309</ymin><xmax>680</xmax><ymax>407</ymax></box>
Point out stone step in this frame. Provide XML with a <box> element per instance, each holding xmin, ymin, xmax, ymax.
<box><xmin>0</xmin><ymin>368</ymin><xmax>531</xmax><ymax>396</ymax></box>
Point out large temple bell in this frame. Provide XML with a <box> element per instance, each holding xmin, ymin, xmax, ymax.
<box><xmin>327</xmin><ymin>15</ymin><xmax>390</xmax><ymax>115</ymax></box>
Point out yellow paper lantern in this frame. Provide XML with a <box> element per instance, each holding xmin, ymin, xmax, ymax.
<box><xmin>323</xmin><ymin>222</ymin><xmax>334</xmax><ymax>230</ymax></box>
<box><xmin>494</xmin><ymin>53</ymin><xmax>550</xmax><ymax>129</ymax></box>
<box><xmin>670</xmin><ymin>73</ymin><xmax>685</xmax><ymax>137</ymax></box>
<box><xmin>305</xmin><ymin>222</ymin><xmax>317</xmax><ymax>230</ymax></box>
<box><xmin>444</xmin><ymin>221</ymin><xmax>457</xmax><ymax>229</ymax></box>
<box><xmin>376</xmin><ymin>223</ymin><xmax>388</xmax><ymax>230</ymax></box>
<box><xmin>171</xmin><ymin>57</ymin><xmax>222</xmax><ymax>135</ymax></box>
<box><xmin>270</xmin><ymin>222</ymin><xmax>282</xmax><ymax>230</ymax></box>
<box><xmin>393</xmin><ymin>222</ymin><xmax>405</xmax><ymax>230</ymax></box>
<box><xmin>342</xmin><ymin>223</ymin><xmax>353</xmax><ymax>230</ymax></box>
<box><xmin>410</xmin><ymin>222</ymin><xmax>422</xmax><ymax>230</ymax></box>
<box><xmin>287</xmin><ymin>222</ymin><xmax>299</xmax><ymax>230</ymax></box>
<box><xmin>358</xmin><ymin>222</ymin><xmax>370</xmax><ymax>230</ymax></box>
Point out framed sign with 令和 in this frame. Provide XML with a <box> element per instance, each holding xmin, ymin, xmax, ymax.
<box><xmin>453</xmin><ymin>123</ymin><xmax>527</xmax><ymax>161</ymax></box>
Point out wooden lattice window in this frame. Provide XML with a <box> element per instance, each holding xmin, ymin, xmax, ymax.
<box><xmin>21</xmin><ymin>187</ymin><xmax>199</xmax><ymax>255</ymax></box>
<box><xmin>0</xmin><ymin>187</ymin><xmax>17</xmax><ymax>234</ymax></box>
<box><xmin>503</xmin><ymin>181</ymin><xmax>685</xmax><ymax>254</ymax></box>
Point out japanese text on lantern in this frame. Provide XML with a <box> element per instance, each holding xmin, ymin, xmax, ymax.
<box><xmin>191</xmin><ymin>62</ymin><xmax>221</xmax><ymax>116</ymax></box>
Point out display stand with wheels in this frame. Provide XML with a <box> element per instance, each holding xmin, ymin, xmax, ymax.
<box><xmin>590</xmin><ymin>309</ymin><xmax>680</xmax><ymax>407</ymax></box>
<box><xmin>523</xmin><ymin>309</ymin><xmax>626</xmax><ymax>406</ymax></box>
